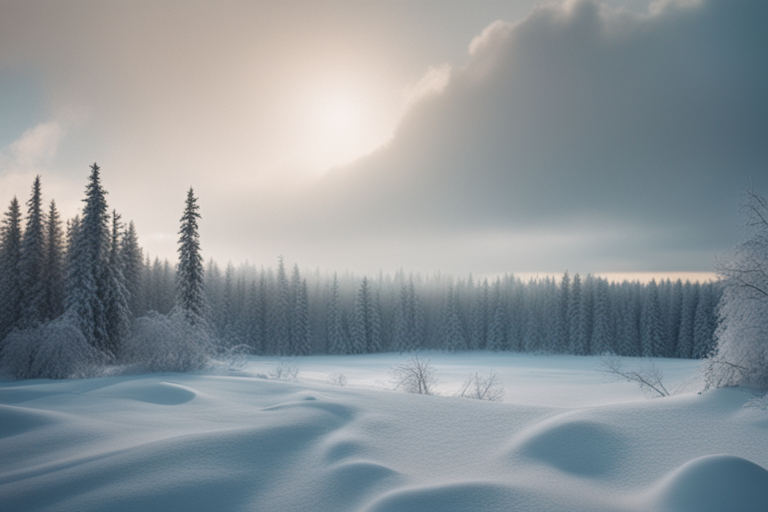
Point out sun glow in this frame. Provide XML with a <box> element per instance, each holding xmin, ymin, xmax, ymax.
<box><xmin>281</xmin><ymin>74</ymin><xmax>396</xmax><ymax>175</ymax></box>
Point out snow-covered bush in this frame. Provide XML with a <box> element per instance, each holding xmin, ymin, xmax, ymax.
<box><xmin>705</xmin><ymin>190</ymin><xmax>768</xmax><ymax>390</ymax></box>
<box><xmin>0</xmin><ymin>312</ymin><xmax>107</xmax><ymax>379</ymax></box>
<box><xmin>121</xmin><ymin>309</ymin><xmax>214</xmax><ymax>373</ymax></box>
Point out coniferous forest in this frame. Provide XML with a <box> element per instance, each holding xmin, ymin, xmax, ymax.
<box><xmin>0</xmin><ymin>165</ymin><xmax>721</xmax><ymax>379</ymax></box>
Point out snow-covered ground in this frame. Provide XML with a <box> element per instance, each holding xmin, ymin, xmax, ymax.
<box><xmin>2</xmin><ymin>352</ymin><xmax>767</xmax><ymax>511</ymax></box>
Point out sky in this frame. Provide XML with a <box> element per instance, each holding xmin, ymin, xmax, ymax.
<box><xmin>1</xmin><ymin>0</ymin><xmax>766</xmax><ymax>279</ymax></box>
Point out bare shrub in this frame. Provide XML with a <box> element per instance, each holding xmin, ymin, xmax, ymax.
<box><xmin>270</xmin><ymin>359</ymin><xmax>300</xmax><ymax>380</ymax></box>
<box><xmin>457</xmin><ymin>370</ymin><xmax>505</xmax><ymax>401</ymax></box>
<box><xmin>390</xmin><ymin>355</ymin><xmax>436</xmax><ymax>395</ymax></box>
<box><xmin>598</xmin><ymin>355</ymin><xmax>670</xmax><ymax>397</ymax></box>
<box><xmin>328</xmin><ymin>372</ymin><xmax>347</xmax><ymax>386</ymax></box>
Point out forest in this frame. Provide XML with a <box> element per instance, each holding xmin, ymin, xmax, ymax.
<box><xmin>0</xmin><ymin>165</ymin><xmax>722</xmax><ymax>379</ymax></box>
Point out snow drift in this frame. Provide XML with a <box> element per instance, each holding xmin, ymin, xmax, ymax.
<box><xmin>1</xmin><ymin>353</ymin><xmax>767</xmax><ymax>512</ymax></box>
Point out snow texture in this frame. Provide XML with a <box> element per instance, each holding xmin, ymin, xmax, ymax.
<box><xmin>1</xmin><ymin>352</ymin><xmax>767</xmax><ymax>512</ymax></box>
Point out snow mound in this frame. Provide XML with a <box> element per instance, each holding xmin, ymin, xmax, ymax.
<box><xmin>0</xmin><ymin>404</ymin><xmax>58</xmax><ymax>438</ymax></box>
<box><xmin>90</xmin><ymin>380</ymin><xmax>198</xmax><ymax>405</ymax></box>
<box><xmin>362</xmin><ymin>481</ymin><xmax>525</xmax><ymax>512</ymax></box>
<box><xmin>650</xmin><ymin>454</ymin><xmax>768</xmax><ymax>512</ymax></box>
<box><xmin>510</xmin><ymin>414</ymin><xmax>626</xmax><ymax>476</ymax></box>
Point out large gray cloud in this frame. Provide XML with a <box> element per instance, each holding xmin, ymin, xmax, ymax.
<box><xmin>262</xmin><ymin>0</ymin><xmax>768</xmax><ymax>274</ymax></box>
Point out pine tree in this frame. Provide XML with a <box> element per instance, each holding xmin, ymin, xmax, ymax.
<box><xmin>351</xmin><ymin>277</ymin><xmax>382</xmax><ymax>353</ymax></box>
<box><xmin>176</xmin><ymin>187</ymin><xmax>206</xmax><ymax>325</ymax></box>
<box><xmin>121</xmin><ymin>221</ymin><xmax>144</xmax><ymax>317</ymax></box>
<box><xmin>486</xmin><ymin>280</ymin><xmax>507</xmax><ymax>351</ymax></box>
<box><xmin>18</xmin><ymin>176</ymin><xmax>46</xmax><ymax>327</ymax></box>
<box><xmin>693</xmin><ymin>283</ymin><xmax>718</xmax><ymax>359</ymax></box>
<box><xmin>391</xmin><ymin>281</ymin><xmax>412</xmax><ymax>353</ymax></box>
<box><xmin>568</xmin><ymin>273</ymin><xmax>582</xmax><ymax>354</ymax></box>
<box><xmin>326</xmin><ymin>273</ymin><xmax>348</xmax><ymax>354</ymax></box>
<box><xmin>40</xmin><ymin>200</ymin><xmax>65</xmax><ymax>321</ymax></box>
<box><xmin>102</xmin><ymin>211</ymin><xmax>131</xmax><ymax>356</ymax></box>
<box><xmin>290</xmin><ymin>266</ymin><xmax>312</xmax><ymax>355</ymax></box>
<box><xmin>676</xmin><ymin>281</ymin><xmax>699</xmax><ymax>358</ymax></box>
<box><xmin>66</xmin><ymin>163</ymin><xmax>111</xmax><ymax>356</ymax></box>
<box><xmin>641</xmin><ymin>280</ymin><xmax>664</xmax><ymax>357</ymax></box>
<box><xmin>590</xmin><ymin>278</ymin><xmax>612</xmax><ymax>354</ymax></box>
<box><xmin>268</xmin><ymin>256</ymin><xmax>291</xmax><ymax>355</ymax></box>
<box><xmin>442</xmin><ymin>286</ymin><xmax>467</xmax><ymax>351</ymax></box>
<box><xmin>556</xmin><ymin>272</ymin><xmax>571</xmax><ymax>352</ymax></box>
<box><xmin>666</xmin><ymin>279</ymin><xmax>684</xmax><ymax>357</ymax></box>
<box><xmin>469</xmin><ymin>279</ymin><xmax>489</xmax><ymax>350</ymax></box>
<box><xmin>0</xmin><ymin>197</ymin><xmax>23</xmax><ymax>341</ymax></box>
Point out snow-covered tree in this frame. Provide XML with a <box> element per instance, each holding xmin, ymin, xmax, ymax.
<box><xmin>442</xmin><ymin>286</ymin><xmax>467</xmax><ymax>351</ymax></box>
<box><xmin>326</xmin><ymin>273</ymin><xmax>348</xmax><ymax>354</ymax></box>
<box><xmin>676</xmin><ymin>281</ymin><xmax>699</xmax><ymax>358</ymax></box>
<box><xmin>641</xmin><ymin>280</ymin><xmax>664</xmax><ymax>357</ymax></box>
<box><xmin>268</xmin><ymin>256</ymin><xmax>291</xmax><ymax>355</ymax></box>
<box><xmin>102</xmin><ymin>211</ymin><xmax>131</xmax><ymax>357</ymax></box>
<box><xmin>591</xmin><ymin>277</ymin><xmax>613</xmax><ymax>354</ymax></box>
<box><xmin>121</xmin><ymin>221</ymin><xmax>144</xmax><ymax>317</ymax></box>
<box><xmin>351</xmin><ymin>277</ymin><xmax>382</xmax><ymax>353</ymax></box>
<box><xmin>0</xmin><ymin>197</ymin><xmax>23</xmax><ymax>342</ymax></box>
<box><xmin>65</xmin><ymin>163</ymin><xmax>111</xmax><ymax>357</ymax></box>
<box><xmin>18</xmin><ymin>176</ymin><xmax>46</xmax><ymax>327</ymax></box>
<box><xmin>706</xmin><ymin>190</ymin><xmax>768</xmax><ymax>389</ymax></box>
<box><xmin>40</xmin><ymin>200</ymin><xmax>65</xmax><ymax>321</ymax></box>
<box><xmin>176</xmin><ymin>187</ymin><xmax>206</xmax><ymax>325</ymax></box>
<box><xmin>290</xmin><ymin>265</ymin><xmax>312</xmax><ymax>355</ymax></box>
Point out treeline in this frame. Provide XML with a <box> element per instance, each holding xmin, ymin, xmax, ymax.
<box><xmin>0</xmin><ymin>167</ymin><xmax>721</xmax><ymax>379</ymax></box>
<box><xmin>199</xmin><ymin>262</ymin><xmax>720</xmax><ymax>359</ymax></box>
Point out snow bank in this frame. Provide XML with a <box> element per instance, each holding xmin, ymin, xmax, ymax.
<box><xmin>1</xmin><ymin>354</ymin><xmax>766</xmax><ymax>512</ymax></box>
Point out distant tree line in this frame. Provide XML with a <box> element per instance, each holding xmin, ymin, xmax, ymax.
<box><xmin>202</xmin><ymin>262</ymin><xmax>720</xmax><ymax>359</ymax></box>
<box><xmin>0</xmin><ymin>166</ymin><xmax>721</xmax><ymax>379</ymax></box>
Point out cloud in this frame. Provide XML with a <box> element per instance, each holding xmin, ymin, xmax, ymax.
<box><xmin>3</xmin><ymin>121</ymin><xmax>63</xmax><ymax>170</ymax></box>
<box><xmin>267</xmin><ymin>0</ymin><xmax>768</xmax><ymax>274</ymax></box>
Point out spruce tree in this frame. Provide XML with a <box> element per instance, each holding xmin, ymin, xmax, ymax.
<box><xmin>351</xmin><ymin>277</ymin><xmax>382</xmax><ymax>353</ymax></box>
<box><xmin>442</xmin><ymin>286</ymin><xmax>467</xmax><ymax>351</ymax></box>
<box><xmin>469</xmin><ymin>279</ymin><xmax>489</xmax><ymax>350</ymax></box>
<box><xmin>66</xmin><ymin>163</ymin><xmax>111</xmax><ymax>356</ymax></box>
<box><xmin>41</xmin><ymin>200</ymin><xmax>65</xmax><ymax>321</ymax></box>
<box><xmin>290</xmin><ymin>265</ymin><xmax>312</xmax><ymax>355</ymax></box>
<box><xmin>676</xmin><ymin>281</ymin><xmax>699</xmax><ymax>358</ymax></box>
<box><xmin>102</xmin><ymin>211</ymin><xmax>131</xmax><ymax>356</ymax></box>
<box><xmin>641</xmin><ymin>280</ymin><xmax>664</xmax><ymax>357</ymax></box>
<box><xmin>268</xmin><ymin>256</ymin><xmax>291</xmax><ymax>355</ymax></box>
<box><xmin>556</xmin><ymin>272</ymin><xmax>571</xmax><ymax>352</ymax></box>
<box><xmin>326</xmin><ymin>273</ymin><xmax>348</xmax><ymax>354</ymax></box>
<box><xmin>0</xmin><ymin>197</ymin><xmax>23</xmax><ymax>341</ymax></box>
<box><xmin>176</xmin><ymin>187</ymin><xmax>206</xmax><ymax>325</ymax></box>
<box><xmin>18</xmin><ymin>176</ymin><xmax>46</xmax><ymax>327</ymax></box>
<box><xmin>120</xmin><ymin>221</ymin><xmax>144</xmax><ymax>317</ymax></box>
<box><xmin>486</xmin><ymin>280</ymin><xmax>506</xmax><ymax>351</ymax></box>
<box><xmin>590</xmin><ymin>278</ymin><xmax>612</xmax><ymax>354</ymax></box>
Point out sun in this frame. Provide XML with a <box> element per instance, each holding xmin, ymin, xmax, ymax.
<box><xmin>319</xmin><ymin>97</ymin><xmax>359</xmax><ymax>136</ymax></box>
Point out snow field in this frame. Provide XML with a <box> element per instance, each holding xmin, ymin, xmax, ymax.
<box><xmin>1</xmin><ymin>353</ymin><xmax>767</xmax><ymax>512</ymax></box>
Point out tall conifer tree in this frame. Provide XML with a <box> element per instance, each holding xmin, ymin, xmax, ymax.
<box><xmin>41</xmin><ymin>200</ymin><xmax>65</xmax><ymax>321</ymax></box>
<box><xmin>176</xmin><ymin>187</ymin><xmax>205</xmax><ymax>325</ymax></box>
<box><xmin>19</xmin><ymin>176</ymin><xmax>46</xmax><ymax>327</ymax></box>
<box><xmin>66</xmin><ymin>163</ymin><xmax>111</xmax><ymax>355</ymax></box>
<box><xmin>0</xmin><ymin>197</ymin><xmax>23</xmax><ymax>341</ymax></box>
